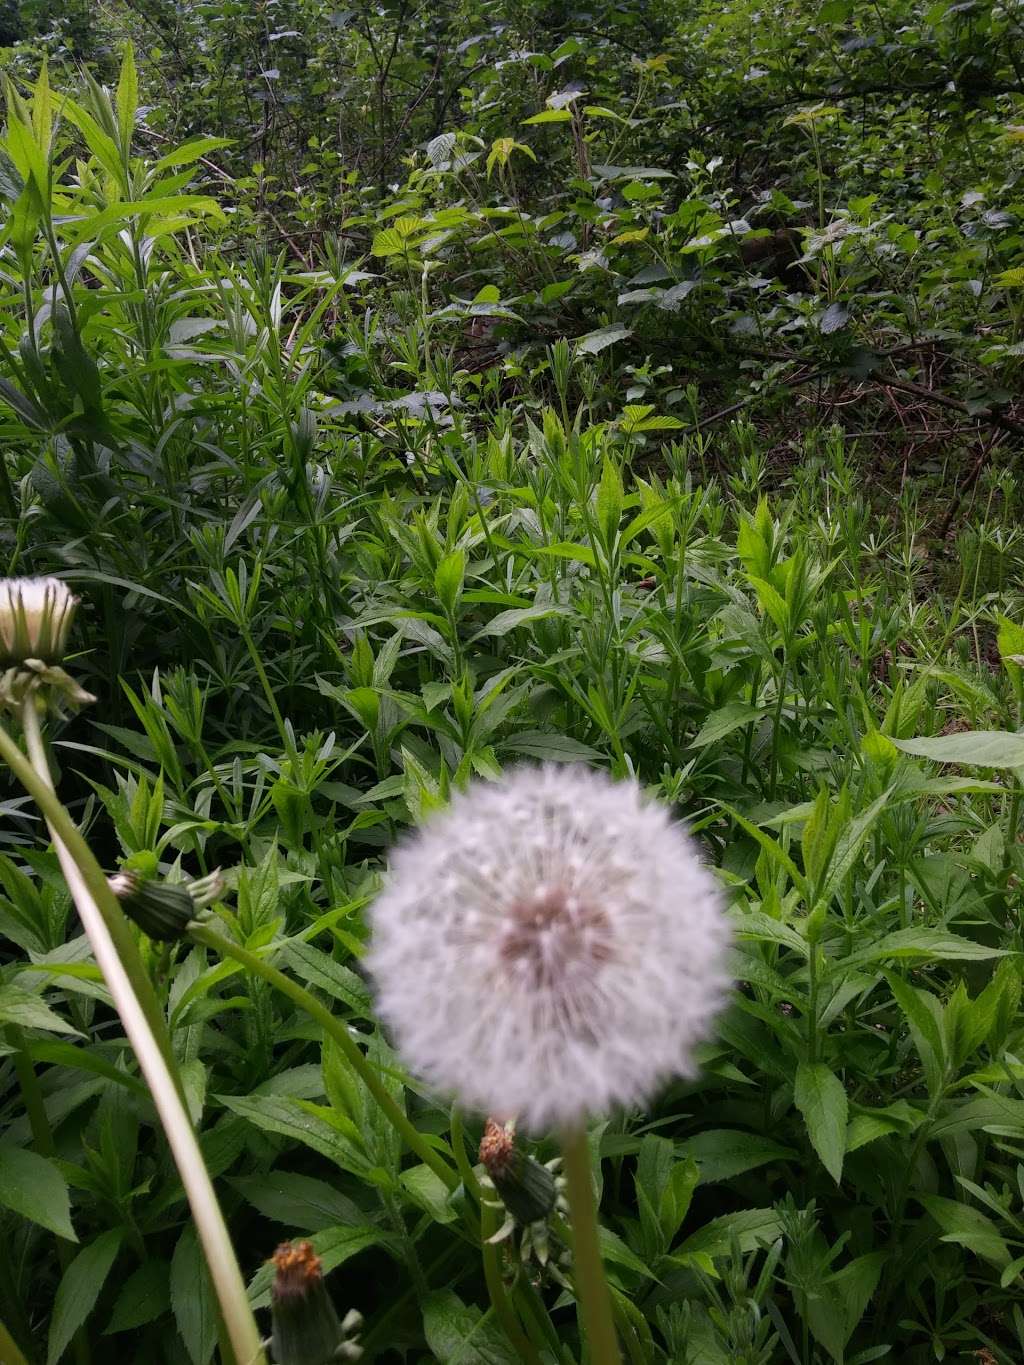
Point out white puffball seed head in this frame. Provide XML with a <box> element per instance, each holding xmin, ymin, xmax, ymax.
<box><xmin>368</xmin><ymin>765</ymin><xmax>732</xmax><ymax>1132</ymax></box>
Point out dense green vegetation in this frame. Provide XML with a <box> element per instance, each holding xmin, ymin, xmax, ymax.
<box><xmin>1</xmin><ymin>2</ymin><xmax>1024</xmax><ymax>1362</ymax></box>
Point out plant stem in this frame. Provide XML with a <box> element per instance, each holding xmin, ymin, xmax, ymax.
<box><xmin>241</xmin><ymin>626</ymin><xmax>288</xmax><ymax>748</ymax></box>
<box><xmin>449</xmin><ymin>1106</ymin><xmax>483</xmax><ymax>1203</ymax></box>
<box><xmin>480</xmin><ymin>1195</ymin><xmax>544</xmax><ymax>1365</ymax></box>
<box><xmin>2</xmin><ymin>704</ymin><xmax>266</xmax><ymax>1365</ymax></box>
<box><xmin>187</xmin><ymin>920</ymin><xmax>459</xmax><ymax>1192</ymax></box>
<box><xmin>560</xmin><ymin>1127</ymin><xmax>621</xmax><ymax>1365</ymax></box>
<box><xmin>0</xmin><ymin>706</ymin><xmax>178</xmax><ymax>1079</ymax></box>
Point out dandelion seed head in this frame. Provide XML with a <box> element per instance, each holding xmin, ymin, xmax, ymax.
<box><xmin>368</xmin><ymin>764</ymin><xmax>732</xmax><ymax>1131</ymax></box>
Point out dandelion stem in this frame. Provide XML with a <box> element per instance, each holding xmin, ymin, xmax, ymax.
<box><xmin>187</xmin><ymin>920</ymin><xmax>460</xmax><ymax>1193</ymax></box>
<box><xmin>480</xmin><ymin>1195</ymin><xmax>545</xmax><ymax>1365</ymax></box>
<box><xmin>560</xmin><ymin>1127</ymin><xmax>622</xmax><ymax>1365</ymax></box>
<box><xmin>0</xmin><ymin>705</ymin><xmax>266</xmax><ymax>1365</ymax></box>
<box><xmin>449</xmin><ymin>1106</ymin><xmax>483</xmax><ymax>1204</ymax></box>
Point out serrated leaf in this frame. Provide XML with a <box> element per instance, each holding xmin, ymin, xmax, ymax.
<box><xmin>0</xmin><ymin>985</ymin><xmax>81</xmax><ymax>1035</ymax></box>
<box><xmin>0</xmin><ymin>1143</ymin><xmax>76</xmax><ymax>1240</ymax></box>
<box><xmin>676</xmin><ymin>1207</ymin><xmax>784</xmax><ymax>1258</ymax></box>
<box><xmin>795</xmin><ymin>1062</ymin><xmax>847</xmax><ymax>1184</ymax></box>
<box><xmin>104</xmin><ymin>1259</ymin><xmax>170</xmax><ymax>1334</ymax></box>
<box><xmin>920</xmin><ymin>1195</ymin><xmax>1012</xmax><ymax>1267</ymax></box>
<box><xmin>171</xmin><ymin>1226</ymin><xmax>216</xmax><ymax>1365</ymax></box>
<box><xmin>691</xmin><ymin>702</ymin><xmax>765</xmax><ymax>748</ymax></box>
<box><xmin>422</xmin><ymin>1290</ymin><xmax>520</xmax><ymax>1364</ymax></box>
<box><xmin>230</xmin><ymin>1171</ymin><xmax>365</xmax><ymax>1232</ymax></box>
<box><xmin>48</xmin><ymin>1229</ymin><xmax>122</xmax><ymax>1364</ymax></box>
<box><xmin>500</xmin><ymin>731</ymin><xmax>603</xmax><ymax>762</ymax></box>
<box><xmin>678</xmin><ymin>1129</ymin><xmax>796</xmax><ymax>1182</ymax></box>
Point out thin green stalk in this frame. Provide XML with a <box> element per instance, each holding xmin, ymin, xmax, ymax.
<box><xmin>560</xmin><ymin>1127</ymin><xmax>622</xmax><ymax>1365</ymax></box>
<box><xmin>187</xmin><ymin>921</ymin><xmax>459</xmax><ymax>1192</ymax></box>
<box><xmin>449</xmin><ymin>1107</ymin><xmax>484</xmax><ymax>1204</ymax></box>
<box><xmin>0</xmin><ymin>709</ymin><xmax>178</xmax><ymax>1081</ymax></box>
<box><xmin>0</xmin><ymin>1317</ymin><xmax>30</xmax><ymax>1365</ymax></box>
<box><xmin>480</xmin><ymin>1196</ymin><xmax>545</xmax><ymax>1365</ymax></box>
<box><xmin>240</xmin><ymin>627</ymin><xmax>288</xmax><ymax>747</ymax></box>
<box><xmin>4</xmin><ymin>705</ymin><xmax>266</xmax><ymax>1365</ymax></box>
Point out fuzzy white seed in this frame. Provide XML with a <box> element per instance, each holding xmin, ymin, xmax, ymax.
<box><xmin>368</xmin><ymin>764</ymin><xmax>732</xmax><ymax>1132</ymax></box>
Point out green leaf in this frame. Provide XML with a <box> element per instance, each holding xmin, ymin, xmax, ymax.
<box><xmin>434</xmin><ymin>549</ymin><xmax>466</xmax><ymax>617</ymax></box>
<box><xmin>469</xmin><ymin>605</ymin><xmax>571</xmax><ymax>640</ymax></box>
<box><xmin>678</xmin><ymin>1129</ymin><xmax>796</xmax><ymax>1182</ymax></box>
<box><xmin>522</xmin><ymin>108</ymin><xmax>573</xmax><ymax>124</ymax></box>
<box><xmin>217</xmin><ymin>1093</ymin><xmax>369</xmax><ymax>1175</ymax></box>
<box><xmin>500</xmin><ymin>731</ymin><xmax>603</xmax><ymax>762</ymax></box>
<box><xmin>104</xmin><ymin>1259</ymin><xmax>170</xmax><ymax>1334</ymax></box>
<box><xmin>808</xmin><ymin>1251</ymin><xmax>885</xmax><ymax>1364</ymax></box>
<box><xmin>283</xmin><ymin>940</ymin><xmax>372</xmax><ymax>1014</ymax></box>
<box><xmin>0</xmin><ymin>1143</ymin><xmax>76</xmax><ymax>1240</ymax></box>
<box><xmin>599</xmin><ymin>1226</ymin><xmax>657</xmax><ymax>1279</ymax></box>
<box><xmin>919</xmin><ymin>1195</ymin><xmax>1012</xmax><ymax>1267</ymax></box>
<box><xmin>794</xmin><ymin>1062</ymin><xmax>848</xmax><ymax>1184</ymax></box>
<box><xmin>855</xmin><ymin>928</ymin><xmax>1004</xmax><ymax>963</ymax></box>
<box><xmin>401</xmin><ymin>1164</ymin><xmax>458</xmax><ymax>1224</ymax></box>
<box><xmin>891</xmin><ymin>730</ymin><xmax>1024</xmax><ymax>768</ymax></box>
<box><xmin>171</xmin><ymin>1225</ymin><xmax>217</xmax><ymax>1365</ymax></box>
<box><xmin>886</xmin><ymin>973</ymin><xmax>946</xmax><ymax>1097</ymax></box>
<box><xmin>691</xmin><ymin>702</ymin><xmax>766</xmax><ymax>748</ymax></box>
<box><xmin>47</xmin><ymin>1229</ymin><xmax>122</xmax><ymax>1364</ymax></box>
<box><xmin>596</xmin><ymin>456</ymin><xmax>623</xmax><ymax>548</ymax></box>
<box><xmin>676</xmin><ymin>1207</ymin><xmax>784</xmax><ymax>1259</ymax></box>
<box><xmin>576</xmin><ymin>324</ymin><xmax>632</xmax><ymax>355</ymax></box>
<box><xmin>422</xmin><ymin>1290</ymin><xmax>520</xmax><ymax>1364</ymax></box>
<box><xmin>0</xmin><ymin>985</ymin><xmax>81</xmax><ymax>1035</ymax></box>
<box><xmin>229</xmin><ymin>1171</ymin><xmax>366</xmax><ymax>1232</ymax></box>
<box><xmin>116</xmin><ymin>43</ymin><xmax>138</xmax><ymax>152</ymax></box>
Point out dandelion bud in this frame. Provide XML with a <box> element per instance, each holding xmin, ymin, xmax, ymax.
<box><xmin>108</xmin><ymin>869</ymin><xmax>224</xmax><ymax>941</ymax></box>
<box><xmin>269</xmin><ymin>1241</ymin><xmax>362</xmax><ymax>1364</ymax></box>
<box><xmin>369</xmin><ymin>765</ymin><xmax>732</xmax><ymax>1132</ymax></box>
<box><xmin>0</xmin><ymin>577</ymin><xmax>78</xmax><ymax>665</ymax></box>
<box><xmin>479</xmin><ymin>1119</ymin><xmax>557</xmax><ymax>1225</ymax></box>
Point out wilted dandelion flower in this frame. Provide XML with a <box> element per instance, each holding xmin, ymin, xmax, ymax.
<box><xmin>368</xmin><ymin>765</ymin><xmax>731</xmax><ymax>1132</ymax></box>
<box><xmin>0</xmin><ymin>577</ymin><xmax>78</xmax><ymax>664</ymax></box>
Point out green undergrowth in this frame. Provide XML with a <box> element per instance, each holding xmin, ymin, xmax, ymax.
<box><xmin>1</xmin><ymin>18</ymin><xmax>1024</xmax><ymax>1365</ymax></box>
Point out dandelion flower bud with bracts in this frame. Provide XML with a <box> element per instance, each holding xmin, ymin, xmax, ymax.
<box><xmin>0</xmin><ymin>577</ymin><xmax>79</xmax><ymax>665</ymax></box>
<box><xmin>269</xmin><ymin>1241</ymin><xmax>363</xmax><ymax>1365</ymax></box>
<box><xmin>368</xmin><ymin>764</ymin><xmax>732</xmax><ymax>1133</ymax></box>
<box><xmin>108</xmin><ymin>868</ymin><xmax>225</xmax><ymax>942</ymax></box>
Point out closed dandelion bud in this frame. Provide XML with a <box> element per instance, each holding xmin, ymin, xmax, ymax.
<box><xmin>270</xmin><ymin>1241</ymin><xmax>362</xmax><ymax>1365</ymax></box>
<box><xmin>108</xmin><ymin>869</ymin><xmax>224</xmax><ymax>941</ymax></box>
<box><xmin>0</xmin><ymin>577</ymin><xmax>78</xmax><ymax>664</ymax></box>
<box><xmin>480</xmin><ymin>1119</ymin><xmax>557</xmax><ymax>1225</ymax></box>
